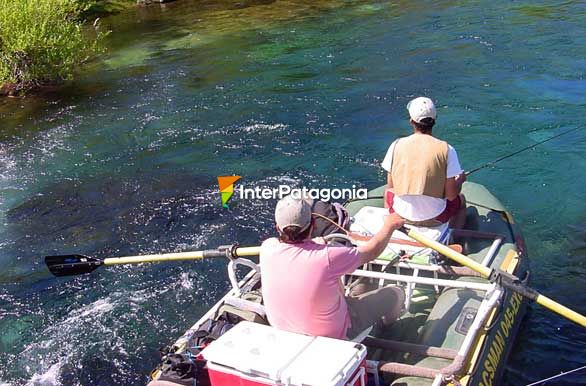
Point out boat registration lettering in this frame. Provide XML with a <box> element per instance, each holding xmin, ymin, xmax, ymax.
<box><xmin>479</xmin><ymin>291</ymin><xmax>523</xmax><ymax>386</ymax></box>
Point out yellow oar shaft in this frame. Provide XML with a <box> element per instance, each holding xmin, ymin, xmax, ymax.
<box><xmin>235</xmin><ymin>246</ymin><xmax>263</xmax><ymax>256</ymax></box>
<box><xmin>404</xmin><ymin>227</ymin><xmax>586</xmax><ymax>328</ymax></box>
<box><xmin>536</xmin><ymin>294</ymin><xmax>586</xmax><ymax>327</ymax></box>
<box><xmin>405</xmin><ymin>228</ymin><xmax>491</xmax><ymax>276</ymax></box>
<box><xmin>103</xmin><ymin>246</ymin><xmax>261</xmax><ymax>266</ymax></box>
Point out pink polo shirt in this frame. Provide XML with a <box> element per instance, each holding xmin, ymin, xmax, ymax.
<box><xmin>260</xmin><ymin>238</ymin><xmax>361</xmax><ymax>339</ymax></box>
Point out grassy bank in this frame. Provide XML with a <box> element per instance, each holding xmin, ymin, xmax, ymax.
<box><xmin>0</xmin><ymin>0</ymin><xmax>132</xmax><ymax>96</ymax></box>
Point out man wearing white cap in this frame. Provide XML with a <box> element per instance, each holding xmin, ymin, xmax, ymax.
<box><xmin>260</xmin><ymin>195</ymin><xmax>405</xmax><ymax>340</ymax></box>
<box><xmin>381</xmin><ymin>96</ymin><xmax>466</xmax><ymax>227</ymax></box>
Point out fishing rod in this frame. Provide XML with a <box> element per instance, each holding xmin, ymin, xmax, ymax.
<box><xmin>465</xmin><ymin>126</ymin><xmax>581</xmax><ymax>176</ymax></box>
<box><xmin>344</xmin><ymin>127</ymin><xmax>582</xmax><ymax>205</ymax></box>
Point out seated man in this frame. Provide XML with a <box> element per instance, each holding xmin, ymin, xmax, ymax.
<box><xmin>381</xmin><ymin>96</ymin><xmax>466</xmax><ymax>228</ymax></box>
<box><xmin>260</xmin><ymin>195</ymin><xmax>405</xmax><ymax>340</ymax></box>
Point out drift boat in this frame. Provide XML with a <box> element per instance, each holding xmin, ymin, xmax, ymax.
<box><xmin>151</xmin><ymin>181</ymin><xmax>528</xmax><ymax>386</ymax></box>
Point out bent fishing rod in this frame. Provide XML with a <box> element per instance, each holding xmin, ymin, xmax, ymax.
<box><xmin>465</xmin><ymin>126</ymin><xmax>581</xmax><ymax>175</ymax></box>
<box><xmin>345</xmin><ymin>126</ymin><xmax>582</xmax><ymax>204</ymax></box>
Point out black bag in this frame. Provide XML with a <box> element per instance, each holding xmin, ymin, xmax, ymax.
<box><xmin>310</xmin><ymin>200</ymin><xmax>351</xmax><ymax>239</ymax></box>
<box><xmin>154</xmin><ymin>309</ymin><xmax>249</xmax><ymax>385</ymax></box>
<box><xmin>157</xmin><ymin>353</ymin><xmax>209</xmax><ymax>386</ymax></box>
<box><xmin>190</xmin><ymin>315</ymin><xmax>236</xmax><ymax>348</ymax></box>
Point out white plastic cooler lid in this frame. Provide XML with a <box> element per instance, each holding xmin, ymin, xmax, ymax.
<box><xmin>201</xmin><ymin>321</ymin><xmax>314</xmax><ymax>381</ymax></box>
<box><xmin>281</xmin><ymin>336</ymin><xmax>367</xmax><ymax>386</ymax></box>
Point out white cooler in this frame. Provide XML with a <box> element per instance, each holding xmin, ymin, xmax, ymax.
<box><xmin>202</xmin><ymin>321</ymin><xmax>367</xmax><ymax>386</ymax></box>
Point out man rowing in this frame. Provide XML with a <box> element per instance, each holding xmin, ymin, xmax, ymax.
<box><xmin>382</xmin><ymin>96</ymin><xmax>466</xmax><ymax>228</ymax></box>
<box><xmin>260</xmin><ymin>195</ymin><xmax>405</xmax><ymax>340</ymax></box>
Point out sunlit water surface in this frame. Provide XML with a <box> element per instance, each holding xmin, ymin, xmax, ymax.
<box><xmin>0</xmin><ymin>1</ymin><xmax>585</xmax><ymax>385</ymax></box>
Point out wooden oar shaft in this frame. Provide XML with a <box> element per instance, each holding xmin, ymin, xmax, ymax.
<box><xmin>405</xmin><ymin>228</ymin><xmax>491</xmax><ymax>276</ymax></box>
<box><xmin>350</xmin><ymin>232</ymin><xmax>463</xmax><ymax>254</ymax></box>
<box><xmin>403</xmin><ymin>227</ymin><xmax>586</xmax><ymax>328</ymax></box>
<box><xmin>235</xmin><ymin>246</ymin><xmax>262</xmax><ymax>256</ymax></box>
<box><xmin>349</xmin><ymin>232</ymin><xmax>429</xmax><ymax>247</ymax></box>
<box><xmin>102</xmin><ymin>246</ymin><xmax>261</xmax><ymax>266</ymax></box>
<box><xmin>536</xmin><ymin>294</ymin><xmax>586</xmax><ymax>328</ymax></box>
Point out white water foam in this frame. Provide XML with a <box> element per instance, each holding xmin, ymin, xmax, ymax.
<box><xmin>19</xmin><ymin>298</ymin><xmax>116</xmax><ymax>386</ymax></box>
<box><xmin>26</xmin><ymin>362</ymin><xmax>62</xmax><ymax>386</ymax></box>
<box><xmin>241</xmin><ymin>123</ymin><xmax>287</xmax><ymax>133</ymax></box>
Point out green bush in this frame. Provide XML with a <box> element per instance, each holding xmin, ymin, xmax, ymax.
<box><xmin>0</xmin><ymin>0</ymin><xmax>104</xmax><ymax>91</ymax></box>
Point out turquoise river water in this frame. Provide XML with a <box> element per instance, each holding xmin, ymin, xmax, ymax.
<box><xmin>0</xmin><ymin>1</ymin><xmax>585</xmax><ymax>385</ymax></box>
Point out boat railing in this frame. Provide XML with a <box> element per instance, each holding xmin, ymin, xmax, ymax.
<box><xmin>451</xmin><ymin>229</ymin><xmax>506</xmax><ymax>268</ymax></box>
<box><xmin>361</xmin><ymin>285</ymin><xmax>502</xmax><ymax>386</ymax></box>
<box><xmin>362</xmin><ymin>228</ymin><xmax>505</xmax><ymax>312</ymax></box>
<box><xmin>227</xmin><ymin>258</ymin><xmax>260</xmax><ymax>296</ymax></box>
<box><xmin>350</xmin><ymin>269</ymin><xmax>491</xmax><ymax>292</ymax></box>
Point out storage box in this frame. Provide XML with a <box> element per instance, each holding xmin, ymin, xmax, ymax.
<box><xmin>202</xmin><ymin>321</ymin><xmax>367</xmax><ymax>386</ymax></box>
<box><xmin>282</xmin><ymin>336</ymin><xmax>367</xmax><ymax>386</ymax></box>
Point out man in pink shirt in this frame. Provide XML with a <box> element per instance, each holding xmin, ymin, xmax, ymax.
<box><xmin>260</xmin><ymin>195</ymin><xmax>405</xmax><ymax>340</ymax></box>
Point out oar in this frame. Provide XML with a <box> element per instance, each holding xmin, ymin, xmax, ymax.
<box><xmin>399</xmin><ymin>226</ymin><xmax>586</xmax><ymax>328</ymax></box>
<box><xmin>348</xmin><ymin>231</ymin><xmax>463</xmax><ymax>254</ymax></box>
<box><xmin>45</xmin><ymin>245</ymin><xmax>261</xmax><ymax>277</ymax></box>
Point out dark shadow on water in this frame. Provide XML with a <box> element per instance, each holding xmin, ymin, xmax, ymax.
<box><xmin>1</xmin><ymin>171</ymin><xmax>230</xmax><ymax>283</ymax></box>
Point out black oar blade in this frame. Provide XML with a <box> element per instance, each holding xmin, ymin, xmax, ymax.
<box><xmin>45</xmin><ymin>254</ymin><xmax>104</xmax><ymax>277</ymax></box>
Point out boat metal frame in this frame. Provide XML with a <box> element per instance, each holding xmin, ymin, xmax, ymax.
<box><xmin>163</xmin><ymin>225</ymin><xmax>514</xmax><ymax>386</ymax></box>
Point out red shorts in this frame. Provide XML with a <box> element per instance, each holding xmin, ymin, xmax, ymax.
<box><xmin>386</xmin><ymin>191</ymin><xmax>462</xmax><ymax>224</ymax></box>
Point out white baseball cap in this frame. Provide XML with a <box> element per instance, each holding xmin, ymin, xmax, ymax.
<box><xmin>275</xmin><ymin>195</ymin><xmax>312</xmax><ymax>232</ymax></box>
<box><xmin>407</xmin><ymin>97</ymin><xmax>437</xmax><ymax>123</ymax></box>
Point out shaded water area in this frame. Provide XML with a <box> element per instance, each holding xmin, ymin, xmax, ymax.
<box><xmin>1</xmin><ymin>0</ymin><xmax>586</xmax><ymax>384</ymax></box>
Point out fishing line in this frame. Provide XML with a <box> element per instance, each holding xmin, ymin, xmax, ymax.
<box><xmin>525</xmin><ymin>364</ymin><xmax>586</xmax><ymax>386</ymax></box>
<box><xmin>465</xmin><ymin>126</ymin><xmax>582</xmax><ymax>175</ymax></box>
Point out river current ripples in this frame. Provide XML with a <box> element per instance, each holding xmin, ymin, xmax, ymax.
<box><xmin>0</xmin><ymin>1</ymin><xmax>585</xmax><ymax>385</ymax></box>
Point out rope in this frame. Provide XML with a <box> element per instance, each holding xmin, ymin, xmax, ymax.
<box><xmin>311</xmin><ymin>212</ymin><xmax>349</xmax><ymax>234</ymax></box>
<box><xmin>526</xmin><ymin>364</ymin><xmax>586</xmax><ymax>386</ymax></box>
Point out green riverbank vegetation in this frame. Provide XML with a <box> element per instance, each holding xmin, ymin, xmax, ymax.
<box><xmin>0</xmin><ymin>0</ymin><xmax>123</xmax><ymax>96</ymax></box>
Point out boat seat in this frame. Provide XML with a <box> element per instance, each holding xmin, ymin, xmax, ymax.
<box><xmin>349</xmin><ymin>206</ymin><xmax>453</xmax><ymax>311</ymax></box>
<box><xmin>350</xmin><ymin>206</ymin><xmax>451</xmax><ymax>262</ymax></box>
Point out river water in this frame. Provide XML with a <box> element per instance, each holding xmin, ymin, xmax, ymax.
<box><xmin>0</xmin><ymin>1</ymin><xmax>585</xmax><ymax>385</ymax></box>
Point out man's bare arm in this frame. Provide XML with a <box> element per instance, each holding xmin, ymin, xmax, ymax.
<box><xmin>444</xmin><ymin>172</ymin><xmax>466</xmax><ymax>201</ymax></box>
<box><xmin>357</xmin><ymin>213</ymin><xmax>405</xmax><ymax>265</ymax></box>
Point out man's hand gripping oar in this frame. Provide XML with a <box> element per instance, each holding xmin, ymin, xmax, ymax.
<box><xmin>45</xmin><ymin>245</ymin><xmax>261</xmax><ymax>277</ymax></box>
<box><xmin>398</xmin><ymin>226</ymin><xmax>586</xmax><ymax>328</ymax></box>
